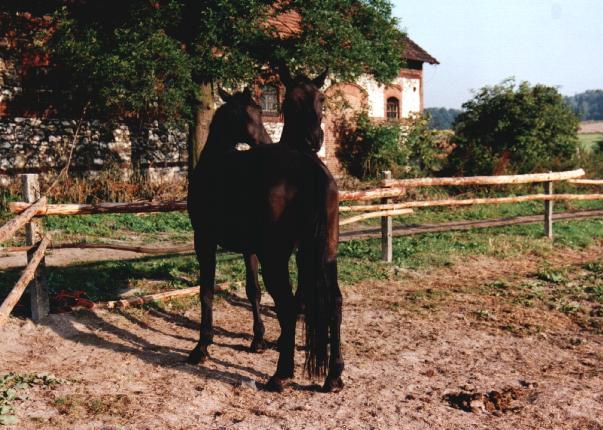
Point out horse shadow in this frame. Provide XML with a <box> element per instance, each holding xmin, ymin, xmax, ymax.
<box><xmin>41</xmin><ymin>297</ymin><xmax>314</xmax><ymax>391</ymax></box>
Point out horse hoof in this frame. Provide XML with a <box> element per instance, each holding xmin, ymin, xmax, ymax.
<box><xmin>264</xmin><ymin>376</ymin><xmax>285</xmax><ymax>393</ymax></box>
<box><xmin>322</xmin><ymin>377</ymin><xmax>344</xmax><ymax>393</ymax></box>
<box><xmin>186</xmin><ymin>345</ymin><xmax>210</xmax><ymax>364</ymax></box>
<box><xmin>250</xmin><ymin>339</ymin><xmax>267</xmax><ymax>353</ymax></box>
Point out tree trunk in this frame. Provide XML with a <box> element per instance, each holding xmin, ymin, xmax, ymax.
<box><xmin>188</xmin><ymin>81</ymin><xmax>215</xmax><ymax>175</ymax></box>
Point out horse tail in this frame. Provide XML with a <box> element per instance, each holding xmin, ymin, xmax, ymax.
<box><xmin>298</xmin><ymin>160</ymin><xmax>336</xmax><ymax>378</ymax></box>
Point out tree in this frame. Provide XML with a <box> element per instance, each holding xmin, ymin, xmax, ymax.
<box><xmin>446</xmin><ymin>79</ymin><xmax>580</xmax><ymax>176</ymax></box>
<box><xmin>34</xmin><ymin>0</ymin><xmax>405</xmax><ymax>170</ymax></box>
<box><xmin>336</xmin><ymin>112</ymin><xmax>444</xmax><ymax>179</ymax></box>
<box><xmin>425</xmin><ymin>107</ymin><xmax>461</xmax><ymax>130</ymax></box>
<box><xmin>565</xmin><ymin>90</ymin><xmax>603</xmax><ymax>121</ymax></box>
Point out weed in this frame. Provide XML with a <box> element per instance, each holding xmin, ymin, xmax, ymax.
<box><xmin>0</xmin><ymin>373</ymin><xmax>66</xmax><ymax>425</ymax></box>
<box><xmin>474</xmin><ymin>309</ymin><xmax>495</xmax><ymax>320</ymax></box>
<box><xmin>536</xmin><ymin>268</ymin><xmax>567</xmax><ymax>284</ymax></box>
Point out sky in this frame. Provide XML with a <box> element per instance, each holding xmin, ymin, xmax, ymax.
<box><xmin>393</xmin><ymin>0</ymin><xmax>603</xmax><ymax>108</ymax></box>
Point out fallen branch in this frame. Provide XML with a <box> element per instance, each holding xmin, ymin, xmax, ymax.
<box><xmin>0</xmin><ymin>197</ymin><xmax>47</xmax><ymax>244</ymax></box>
<box><xmin>0</xmin><ymin>234</ymin><xmax>51</xmax><ymax>327</ymax></box>
<box><xmin>339</xmin><ymin>208</ymin><xmax>414</xmax><ymax>226</ymax></box>
<box><xmin>381</xmin><ymin>169</ymin><xmax>585</xmax><ymax>188</ymax></box>
<box><xmin>339</xmin><ymin>193</ymin><xmax>603</xmax><ymax>212</ymax></box>
<box><xmin>98</xmin><ymin>281</ymin><xmax>234</xmax><ymax>309</ymax></box>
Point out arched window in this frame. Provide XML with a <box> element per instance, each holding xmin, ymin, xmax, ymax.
<box><xmin>260</xmin><ymin>85</ymin><xmax>279</xmax><ymax>115</ymax></box>
<box><xmin>386</xmin><ymin>97</ymin><xmax>400</xmax><ymax>120</ymax></box>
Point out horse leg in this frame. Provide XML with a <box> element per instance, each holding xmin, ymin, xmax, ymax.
<box><xmin>187</xmin><ymin>232</ymin><xmax>217</xmax><ymax>365</ymax></box>
<box><xmin>322</xmin><ymin>260</ymin><xmax>345</xmax><ymax>392</ymax></box>
<box><xmin>244</xmin><ymin>253</ymin><xmax>266</xmax><ymax>352</ymax></box>
<box><xmin>260</xmin><ymin>258</ymin><xmax>296</xmax><ymax>392</ymax></box>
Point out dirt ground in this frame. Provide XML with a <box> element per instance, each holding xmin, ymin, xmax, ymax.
<box><xmin>1</xmin><ymin>246</ymin><xmax>603</xmax><ymax>429</ymax></box>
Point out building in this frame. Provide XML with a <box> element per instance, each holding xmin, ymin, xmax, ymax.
<box><xmin>261</xmin><ymin>11</ymin><xmax>439</xmax><ymax>173</ymax></box>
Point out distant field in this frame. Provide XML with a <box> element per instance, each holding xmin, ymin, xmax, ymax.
<box><xmin>578</xmin><ymin>132</ymin><xmax>603</xmax><ymax>152</ymax></box>
<box><xmin>579</xmin><ymin>120</ymin><xmax>603</xmax><ymax>134</ymax></box>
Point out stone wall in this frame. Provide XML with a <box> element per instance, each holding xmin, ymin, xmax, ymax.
<box><xmin>0</xmin><ymin>118</ymin><xmax>188</xmax><ymax>185</ymax></box>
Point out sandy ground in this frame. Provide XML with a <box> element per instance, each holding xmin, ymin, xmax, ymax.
<box><xmin>1</xmin><ymin>248</ymin><xmax>603</xmax><ymax>429</ymax></box>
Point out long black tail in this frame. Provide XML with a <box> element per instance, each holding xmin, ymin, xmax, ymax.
<box><xmin>298</xmin><ymin>162</ymin><xmax>333</xmax><ymax>378</ymax></box>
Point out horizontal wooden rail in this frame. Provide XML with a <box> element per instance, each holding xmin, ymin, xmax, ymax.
<box><xmin>0</xmin><ymin>197</ymin><xmax>47</xmax><ymax>243</ymax></box>
<box><xmin>1</xmin><ymin>241</ymin><xmax>196</xmax><ymax>255</ymax></box>
<box><xmin>339</xmin><ymin>209</ymin><xmax>414</xmax><ymax>226</ymax></box>
<box><xmin>339</xmin><ymin>187</ymin><xmax>407</xmax><ymax>202</ymax></box>
<box><xmin>0</xmin><ymin>234</ymin><xmax>51</xmax><ymax>327</ymax></box>
<box><xmin>568</xmin><ymin>179</ymin><xmax>603</xmax><ymax>185</ymax></box>
<box><xmin>339</xmin><ymin>193</ymin><xmax>603</xmax><ymax>212</ymax></box>
<box><xmin>381</xmin><ymin>169</ymin><xmax>585</xmax><ymax>188</ymax></box>
<box><xmin>9</xmin><ymin>199</ymin><xmax>187</xmax><ymax>216</ymax></box>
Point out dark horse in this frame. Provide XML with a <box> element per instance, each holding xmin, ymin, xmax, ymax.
<box><xmin>187</xmin><ymin>67</ymin><xmax>343</xmax><ymax>392</ymax></box>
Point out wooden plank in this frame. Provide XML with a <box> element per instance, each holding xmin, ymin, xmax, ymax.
<box><xmin>339</xmin><ymin>193</ymin><xmax>603</xmax><ymax>212</ymax></box>
<box><xmin>381</xmin><ymin>169</ymin><xmax>585</xmax><ymax>188</ymax></box>
<box><xmin>0</xmin><ymin>235</ymin><xmax>51</xmax><ymax>327</ymax></box>
<box><xmin>0</xmin><ymin>196</ymin><xmax>47</xmax><ymax>244</ymax></box>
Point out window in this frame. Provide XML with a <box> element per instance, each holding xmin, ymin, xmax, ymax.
<box><xmin>386</xmin><ymin>97</ymin><xmax>399</xmax><ymax>120</ymax></box>
<box><xmin>260</xmin><ymin>85</ymin><xmax>279</xmax><ymax>115</ymax></box>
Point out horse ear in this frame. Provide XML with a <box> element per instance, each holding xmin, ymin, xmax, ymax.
<box><xmin>279</xmin><ymin>61</ymin><xmax>294</xmax><ymax>88</ymax></box>
<box><xmin>218</xmin><ymin>87</ymin><xmax>232</xmax><ymax>103</ymax></box>
<box><xmin>312</xmin><ymin>69</ymin><xmax>328</xmax><ymax>88</ymax></box>
<box><xmin>242</xmin><ymin>87</ymin><xmax>253</xmax><ymax>100</ymax></box>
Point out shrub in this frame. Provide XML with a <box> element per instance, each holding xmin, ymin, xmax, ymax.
<box><xmin>337</xmin><ymin>112</ymin><xmax>444</xmax><ymax>180</ymax></box>
<box><xmin>446</xmin><ymin>79</ymin><xmax>580</xmax><ymax>176</ymax></box>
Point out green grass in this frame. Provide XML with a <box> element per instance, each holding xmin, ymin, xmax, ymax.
<box><xmin>578</xmin><ymin>133</ymin><xmax>603</xmax><ymax>152</ymax></box>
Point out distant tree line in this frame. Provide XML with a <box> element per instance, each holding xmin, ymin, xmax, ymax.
<box><xmin>564</xmin><ymin>90</ymin><xmax>603</xmax><ymax>121</ymax></box>
<box><xmin>425</xmin><ymin>107</ymin><xmax>461</xmax><ymax>130</ymax></box>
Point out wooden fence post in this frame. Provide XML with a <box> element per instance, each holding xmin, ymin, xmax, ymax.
<box><xmin>381</xmin><ymin>170</ymin><xmax>393</xmax><ymax>262</ymax></box>
<box><xmin>21</xmin><ymin>174</ymin><xmax>49</xmax><ymax>321</ymax></box>
<box><xmin>544</xmin><ymin>174</ymin><xmax>554</xmax><ymax>239</ymax></box>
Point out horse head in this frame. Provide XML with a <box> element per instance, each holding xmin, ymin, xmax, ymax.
<box><xmin>208</xmin><ymin>87</ymin><xmax>272</xmax><ymax>155</ymax></box>
<box><xmin>279</xmin><ymin>63</ymin><xmax>328</xmax><ymax>153</ymax></box>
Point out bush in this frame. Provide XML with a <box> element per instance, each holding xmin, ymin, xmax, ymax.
<box><xmin>446</xmin><ymin>79</ymin><xmax>580</xmax><ymax>176</ymax></box>
<box><xmin>337</xmin><ymin>112</ymin><xmax>444</xmax><ymax>180</ymax></box>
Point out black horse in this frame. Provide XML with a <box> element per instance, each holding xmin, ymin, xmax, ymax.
<box><xmin>187</xmin><ymin>68</ymin><xmax>343</xmax><ymax>392</ymax></box>
<box><xmin>211</xmin><ymin>87</ymin><xmax>272</xmax><ymax>354</ymax></box>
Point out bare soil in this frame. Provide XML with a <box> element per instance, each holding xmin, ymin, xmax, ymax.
<box><xmin>1</xmin><ymin>247</ymin><xmax>603</xmax><ymax>429</ymax></box>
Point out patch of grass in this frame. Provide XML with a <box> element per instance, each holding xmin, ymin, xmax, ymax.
<box><xmin>1</xmin><ymin>373</ymin><xmax>65</xmax><ymax>425</ymax></box>
<box><xmin>578</xmin><ymin>133</ymin><xmax>603</xmax><ymax>152</ymax></box>
<box><xmin>536</xmin><ymin>267</ymin><xmax>567</xmax><ymax>284</ymax></box>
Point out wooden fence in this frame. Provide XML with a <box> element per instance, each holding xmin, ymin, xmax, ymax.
<box><xmin>2</xmin><ymin>168</ymin><xmax>603</xmax><ymax>324</ymax></box>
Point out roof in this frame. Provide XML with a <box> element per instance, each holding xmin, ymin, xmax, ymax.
<box><xmin>267</xmin><ymin>7</ymin><xmax>438</xmax><ymax>65</ymax></box>
<box><xmin>402</xmin><ymin>36</ymin><xmax>439</xmax><ymax>65</ymax></box>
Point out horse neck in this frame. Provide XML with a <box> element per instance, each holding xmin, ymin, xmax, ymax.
<box><xmin>200</xmin><ymin>117</ymin><xmax>237</xmax><ymax>159</ymax></box>
<box><xmin>280</xmin><ymin>117</ymin><xmax>313</xmax><ymax>151</ymax></box>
